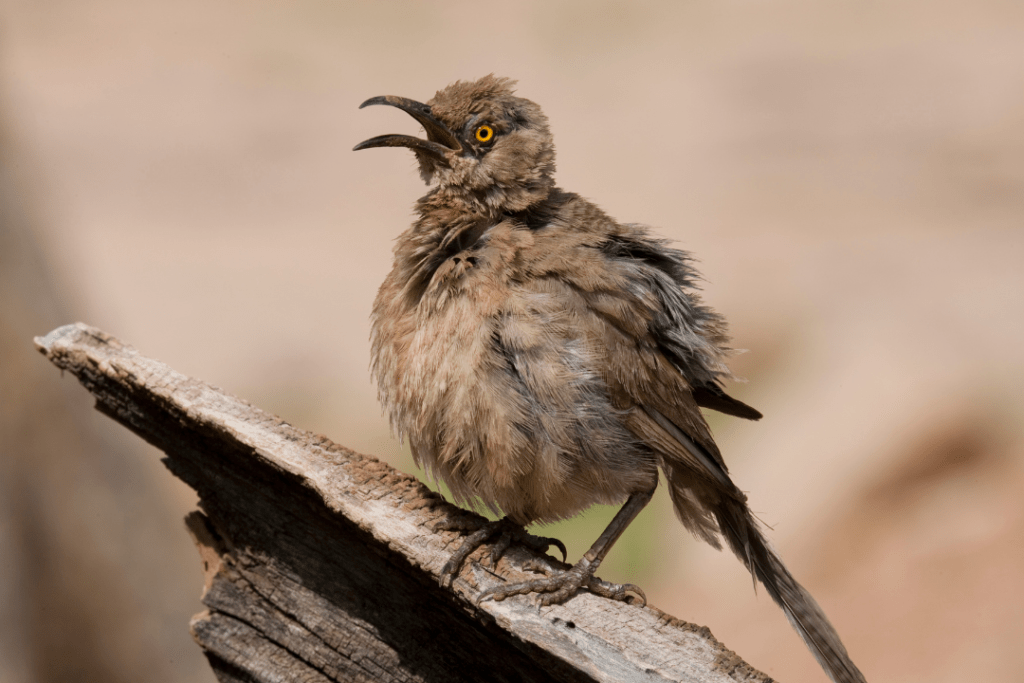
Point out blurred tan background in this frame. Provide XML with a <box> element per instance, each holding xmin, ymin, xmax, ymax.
<box><xmin>1</xmin><ymin>1</ymin><xmax>1022</xmax><ymax>682</ymax></box>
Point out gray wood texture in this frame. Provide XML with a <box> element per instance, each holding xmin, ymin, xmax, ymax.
<box><xmin>34</xmin><ymin>322</ymin><xmax>772</xmax><ymax>683</ymax></box>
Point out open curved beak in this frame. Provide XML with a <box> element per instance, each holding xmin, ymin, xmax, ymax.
<box><xmin>353</xmin><ymin>96</ymin><xmax>462</xmax><ymax>161</ymax></box>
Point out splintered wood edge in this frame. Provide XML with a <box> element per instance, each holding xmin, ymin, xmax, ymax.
<box><xmin>35</xmin><ymin>322</ymin><xmax>771</xmax><ymax>683</ymax></box>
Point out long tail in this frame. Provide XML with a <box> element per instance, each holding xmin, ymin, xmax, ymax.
<box><xmin>714</xmin><ymin>499</ymin><xmax>867</xmax><ymax>683</ymax></box>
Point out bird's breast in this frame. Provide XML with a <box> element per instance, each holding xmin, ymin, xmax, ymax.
<box><xmin>370</xmin><ymin>221</ymin><xmax>659</xmax><ymax>523</ymax></box>
<box><xmin>371</xmin><ymin>221</ymin><xmax>522</xmax><ymax>438</ymax></box>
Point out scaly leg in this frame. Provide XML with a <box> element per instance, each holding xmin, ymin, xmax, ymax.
<box><xmin>479</xmin><ymin>488</ymin><xmax>655</xmax><ymax>606</ymax></box>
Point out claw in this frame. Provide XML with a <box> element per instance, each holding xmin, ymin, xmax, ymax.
<box><xmin>540</xmin><ymin>536</ymin><xmax>568</xmax><ymax>564</ymax></box>
<box><xmin>514</xmin><ymin>530</ymin><xmax>567</xmax><ymax>563</ymax></box>
<box><xmin>478</xmin><ymin>558</ymin><xmax>646</xmax><ymax>608</ymax></box>
<box><xmin>586</xmin><ymin>578</ymin><xmax>646</xmax><ymax>607</ymax></box>
<box><xmin>437</xmin><ymin>516</ymin><xmax>568</xmax><ymax>586</ymax></box>
<box><xmin>487</xmin><ymin>532</ymin><xmax>513</xmax><ymax>567</ymax></box>
<box><xmin>440</xmin><ymin>523</ymin><xmax>496</xmax><ymax>584</ymax></box>
<box><xmin>520</xmin><ymin>557</ymin><xmax>557</xmax><ymax>575</ymax></box>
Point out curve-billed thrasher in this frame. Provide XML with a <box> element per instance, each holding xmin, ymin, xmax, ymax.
<box><xmin>355</xmin><ymin>75</ymin><xmax>866</xmax><ymax>683</ymax></box>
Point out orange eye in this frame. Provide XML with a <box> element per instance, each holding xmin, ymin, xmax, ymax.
<box><xmin>475</xmin><ymin>125</ymin><xmax>494</xmax><ymax>143</ymax></box>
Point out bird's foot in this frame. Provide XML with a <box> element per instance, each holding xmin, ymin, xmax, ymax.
<box><xmin>479</xmin><ymin>557</ymin><xmax>646</xmax><ymax>607</ymax></box>
<box><xmin>436</xmin><ymin>516</ymin><xmax>567</xmax><ymax>586</ymax></box>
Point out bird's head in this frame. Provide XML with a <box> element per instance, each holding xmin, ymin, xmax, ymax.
<box><xmin>354</xmin><ymin>75</ymin><xmax>556</xmax><ymax>214</ymax></box>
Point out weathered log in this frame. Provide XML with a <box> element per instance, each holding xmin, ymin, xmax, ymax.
<box><xmin>35</xmin><ymin>322</ymin><xmax>771</xmax><ymax>683</ymax></box>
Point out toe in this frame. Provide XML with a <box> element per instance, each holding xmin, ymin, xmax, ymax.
<box><xmin>520</xmin><ymin>557</ymin><xmax>557</xmax><ymax>575</ymax></box>
<box><xmin>586</xmin><ymin>577</ymin><xmax>647</xmax><ymax>606</ymax></box>
<box><xmin>518</xmin><ymin>531</ymin><xmax>567</xmax><ymax>563</ymax></box>
<box><xmin>441</xmin><ymin>522</ymin><xmax>501</xmax><ymax>580</ymax></box>
<box><xmin>486</xmin><ymin>531</ymin><xmax>513</xmax><ymax>567</ymax></box>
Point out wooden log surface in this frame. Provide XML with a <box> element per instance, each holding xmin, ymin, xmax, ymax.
<box><xmin>34</xmin><ymin>322</ymin><xmax>772</xmax><ymax>683</ymax></box>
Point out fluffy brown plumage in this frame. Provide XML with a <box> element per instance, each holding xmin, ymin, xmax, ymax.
<box><xmin>355</xmin><ymin>75</ymin><xmax>866</xmax><ymax>683</ymax></box>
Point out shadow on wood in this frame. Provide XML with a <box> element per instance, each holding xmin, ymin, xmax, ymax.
<box><xmin>35</xmin><ymin>322</ymin><xmax>770</xmax><ymax>683</ymax></box>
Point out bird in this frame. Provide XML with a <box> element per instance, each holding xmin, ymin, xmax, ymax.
<box><xmin>354</xmin><ymin>75</ymin><xmax>866</xmax><ymax>683</ymax></box>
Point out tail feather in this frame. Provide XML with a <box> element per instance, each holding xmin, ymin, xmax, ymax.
<box><xmin>714</xmin><ymin>500</ymin><xmax>867</xmax><ymax>683</ymax></box>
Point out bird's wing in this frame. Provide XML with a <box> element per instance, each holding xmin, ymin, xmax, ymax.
<box><xmin>523</xmin><ymin>207</ymin><xmax>749</xmax><ymax>499</ymax></box>
<box><xmin>690</xmin><ymin>382</ymin><xmax>763</xmax><ymax>420</ymax></box>
<box><xmin>579</xmin><ymin>261</ymin><xmax>737</xmax><ymax>485</ymax></box>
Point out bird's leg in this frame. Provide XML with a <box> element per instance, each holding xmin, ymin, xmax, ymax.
<box><xmin>437</xmin><ymin>515</ymin><xmax>567</xmax><ymax>586</ymax></box>
<box><xmin>479</xmin><ymin>488</ymin><xmax>655</xmax><ymax>607</ymax></box>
